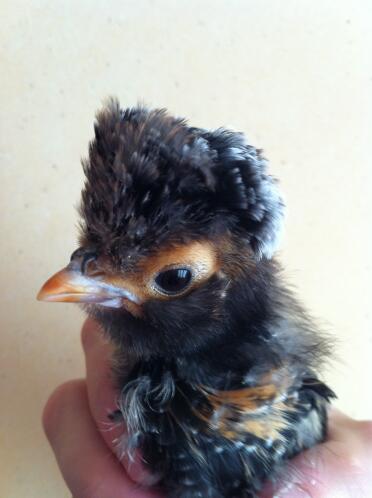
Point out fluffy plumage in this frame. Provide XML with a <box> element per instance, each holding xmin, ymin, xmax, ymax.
<box><xmin>79</xmin><ymin>99</ymin><xmax>284</xmax><ymax>262</ymax></box>
<box><xmin>39</xmin><ymin>98</ymin><xmax>334</xmax><ymax>497</ymax></box>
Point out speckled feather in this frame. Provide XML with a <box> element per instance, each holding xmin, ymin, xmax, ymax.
<box><xmin>77</xmin><ymin>99</ymin><xmax>335</xmax><ymax>497</ymax></box>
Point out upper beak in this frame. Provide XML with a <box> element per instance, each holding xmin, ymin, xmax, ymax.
<box><xmin>37</xmin><ymin>266</ymin><xmax>141</xmax><ymax>309</ymax></box>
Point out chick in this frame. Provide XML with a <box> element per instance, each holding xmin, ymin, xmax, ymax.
<box><xmin>38</xmin><ymin>99</ymin><xmax>334</xmax><ymax>497</ymax></box>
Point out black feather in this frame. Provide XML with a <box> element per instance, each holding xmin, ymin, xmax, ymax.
<box><xmin>79</xmin><ymin>98</ymin><xmax>284</xmax><ymax>264</ymax></box>
<box><xmin>74</xmin><ymin>99</ymin><xmax>334</xmax><ymax>498</ymax></box>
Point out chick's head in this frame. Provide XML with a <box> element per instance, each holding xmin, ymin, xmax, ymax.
<box><xmin>38</xmin><ymin>99</ymin><xmax>284</xmax><ymax>358</ymax></box>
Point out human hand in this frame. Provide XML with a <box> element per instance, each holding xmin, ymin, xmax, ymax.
<box><xmin>42</xmin><ymin>318</ymin><xmax>160</xmax><ymax>498</ymax></box>
<box><xmin>43</xmin><ymin>319</ymin><xmax>372</xmax><ymax>498</ymax></box>
<box><xmin>260</xmin><ymin>406</ymin><xmax>372</xmax><ymax>497</ymax></box>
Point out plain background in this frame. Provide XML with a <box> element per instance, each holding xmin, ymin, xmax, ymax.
<box><xmin>1</xmin><ymin>1</ymin><xmax>371</xmax><ymax>497</ymax></box>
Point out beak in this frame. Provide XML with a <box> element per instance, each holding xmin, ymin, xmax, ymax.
<box><xmin>37</xmin><ymin>266</ymin><xmax>141</xmax><ymax>309</ymax></box>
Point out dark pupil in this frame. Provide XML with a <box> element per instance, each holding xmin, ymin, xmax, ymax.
<box><xmin>155</xmin><ymin>268</ymin><xmax>192</xmax><ymax>294</ymax></box>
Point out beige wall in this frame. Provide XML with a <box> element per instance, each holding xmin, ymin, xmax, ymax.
<box><xmin>1</xmin><ymin>1</ymin><xmax>371</xmax><ymax>497</ymax></box>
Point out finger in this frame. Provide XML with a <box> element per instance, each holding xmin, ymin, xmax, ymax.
<box><xmin>80</xmin><ymin>318</ymin><xmax>118</xmax><ymax>426</ymax></box>
<box><xmin>82</xmin><ymin>319</ymin><xmax>156</xmax><ymax>485</ymax></box>
<box><xmin>42</xmin><ymin>379</ymin><xmax>161</xmax><ymax>498</ymax></box>
<box><xmin>326</xmin><ymin>407</ymin><xmax>357</xmax><ymax>441</ymax></box>
<box><xmin>260</xmin><ymin>410</ymin><xmax>372</xmax><ymax>498</ymax></box>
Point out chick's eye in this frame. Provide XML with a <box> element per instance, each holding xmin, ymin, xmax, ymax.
<box><xmin>154</xmin><ymin>268</ymin><xmax>192</xmax><ymax>295</ymax></box>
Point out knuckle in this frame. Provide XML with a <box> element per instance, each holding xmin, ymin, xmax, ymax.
<box><xmin>42</xmin><ymin>379</ymin><xmax>85</xmax><ymax>441</ymax></box>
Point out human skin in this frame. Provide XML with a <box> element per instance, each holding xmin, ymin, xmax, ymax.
<box><xmin>42</xmin><ymin>319</ymin><xmax>372</xmax><ymax>498</ymax></box>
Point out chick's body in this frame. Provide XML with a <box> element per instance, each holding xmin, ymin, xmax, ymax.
<box><xmin>39</xmin><ymin>100</ymin><xmax>334</xmax><ymax>497</ymax></box>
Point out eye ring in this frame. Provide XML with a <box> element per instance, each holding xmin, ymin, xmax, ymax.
<box><xmin>153</xmin><ymin>267</ymin><xmax>193</xmax><ymax>296</ymax></box>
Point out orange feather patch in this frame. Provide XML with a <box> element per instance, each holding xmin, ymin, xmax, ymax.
<box><xmin>194</xmin><ymin>367</ymin><xmax>297</xmax><ymax>442</ymax></box>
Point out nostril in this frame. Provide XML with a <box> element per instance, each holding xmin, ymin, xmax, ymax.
<box><xmin>69</xmin><ymin>248</ymin><xmax>97</xmax><ymax>274</ymax></box>
<box><xmin>70</xmin><ymin>247</ymin><xmax>85</xmax><ymax>262</ymax></box>
<box><xmin>81</xmin><ymin>252</ymin><xmax>98</xmax><ymax>274</ymax></box>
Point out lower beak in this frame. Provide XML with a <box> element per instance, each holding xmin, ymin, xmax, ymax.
<box><xmin>37</xmin><ymin>267</ymin><xmax>140</xmax><ymax>309</ymax></box>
